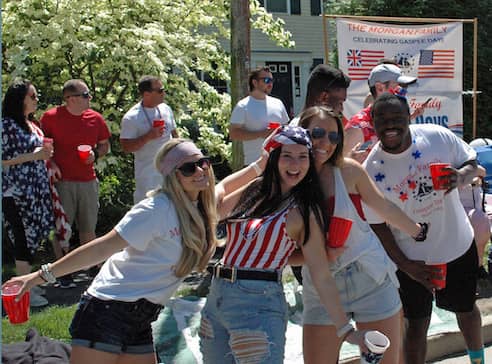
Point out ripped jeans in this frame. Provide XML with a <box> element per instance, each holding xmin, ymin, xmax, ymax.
<box><xmin>199</xmin><ymin>276</ymin><xmax>288</xmax><ymax>364</ymax></box>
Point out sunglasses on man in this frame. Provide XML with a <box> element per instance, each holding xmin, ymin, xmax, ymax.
<box><xmin>260</xmin><ymin>77</ymin><xmax>273</xmax><ymax>84</ymax></box>
<box><xmin>310</xmin><ymin>127</ymin><xmax>341</xmax><ymax>145</ymax></box>
<box><xmin>151</xmin><ymin>87</ymin><xmax>165</xmax><ymax>94</ymax></box>
<box><xmin>177</xmin><ymin>157</ymin><xmax>211</xmax><ymax>177</ymax></box>
<box><xmin>68</xmin><ymin>91</ymin><xmax>91</xmax><ymax>99</ymax></box>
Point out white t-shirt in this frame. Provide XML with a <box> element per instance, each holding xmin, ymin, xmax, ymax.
<box><xmin>87</xmin><ymin>193</ymin><xmax>184</xmax><ymax>305</ymax></box>
<box><xmin>230</xmin><ymin>95</ymin><xmax>288</xmax><ymax>164</ymax></box>
<box><xmin>121</xmin><ymin>102</ymin><xmax>176</xmax><ymax>203</ymax></box>
<box><xmin>363</xmin><ymin>124</ymin><xmax>476</xmax><ymax>264</ymax></box>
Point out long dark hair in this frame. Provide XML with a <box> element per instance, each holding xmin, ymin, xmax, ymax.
<box><xmin>2</xmin><ymin>79</ymin><xmax>32</xmax><ymax>132</ymax></box>
<box><xmin>229</xmin><ymin>146</ymin><xmax>328</xmax><ymax>245</ymax></box>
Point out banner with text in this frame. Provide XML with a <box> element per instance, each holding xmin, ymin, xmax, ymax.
<box><xmin>336</xmin><ymin>19</ymin><xmax>463</xmax><ymax>136</ymax></box>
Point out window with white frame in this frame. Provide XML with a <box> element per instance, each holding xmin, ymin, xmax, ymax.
<box><xmin>258</xmin><ymin>0</ymin><xmax>301</xmax><ymax>15</ymax></box>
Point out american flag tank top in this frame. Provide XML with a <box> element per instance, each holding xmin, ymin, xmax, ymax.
<box><xmin>223</xmin><ymin>201</ymin><xmax>298</xmax><ymax>270</ymax></box>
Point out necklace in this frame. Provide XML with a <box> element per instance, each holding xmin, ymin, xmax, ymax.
<box><xmin>371</xmin><ymin>136</ymin><xmax>436</xmax><ymax>203</ymax></box>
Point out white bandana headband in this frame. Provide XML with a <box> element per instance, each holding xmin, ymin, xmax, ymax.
<box><xmin>158</xmin><ymin>141</ymin><xmax>203</xmax><ymax>176</ymax></box>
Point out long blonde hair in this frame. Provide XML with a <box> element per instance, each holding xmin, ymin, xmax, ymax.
<box><xmin>151</xmin><ymin>139</ymin><xmax>218</xmax><ymax>277</ymax></box>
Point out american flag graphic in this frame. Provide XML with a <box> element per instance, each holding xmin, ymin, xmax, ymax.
<box><xmin>418</xmin><ymin>50</ymin><xmax>455</xmax><ymax>79</ymax></box>
<box><xmin>346</xmin><ymin>49</ymin><xmax>385</xmax><ymax>80</ymax></box>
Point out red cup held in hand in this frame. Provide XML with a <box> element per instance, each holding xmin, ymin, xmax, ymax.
<box><xmin>2</xmin><ymin>283</ymin><xmax>30</xmax><ymax>324</ymax></box>
<box><xmin>268</xmin><ymin>121</ymin><xmax>281</xmax><ymax>130</ymax></box>
<box><xmin>429</xmin><ymin>163</ymin><xmax>452</xmax><ymax>190</ymax></box>
<box><xmin>429</xmin><ymin>263</ymin><xmax>447</xmax><ymax>290</ymax></box>
<box><xmin>327</xmin><ymin>216</ymin><xmax>353</xmax><ymax>248</ymax></box>
<box><xmin>153</xmin><ymin>119</ymin><xmax>165</xmax><ymax>128</ymax></box>
<box><xmin>77</xmin><ymin>145</ymin><xmax>92</xmax><ymax>161</ymax></box>
<box><xmin>43</xmin><ymin>137</ymin><xmax>53</xmax><ymax>146</ymax></box>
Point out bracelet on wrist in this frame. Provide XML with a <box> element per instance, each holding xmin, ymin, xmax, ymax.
<box><xmin>413</xmin><ymin>223</ymin><xmax>428</xmax><ymax>242</ymax></box>
<box><xmin>40</xmin><ymin>263</ymin><xmax>57</xmax><ymax>284</ymax></box>
<box><xmin>38</xmin><ymin>270</ymin><xmax>48</xmax><ymax>283</ymax></box>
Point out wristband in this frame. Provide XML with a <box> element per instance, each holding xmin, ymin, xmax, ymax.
<box><xmin>250</xmin><ymin>161</ymin><xmax>262</xmax><ymax>176</ymax></box>
<box><xmin>336</xmin><ymin>322</ymin><xmax>355</xmax><ymax>338</ymax></box>
<box><xmin>413</xmin><ymin>223</ymin><xmax>428</xmax><ymax>242</ymax></box>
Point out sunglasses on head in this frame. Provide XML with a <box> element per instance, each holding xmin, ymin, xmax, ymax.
<box><xmin>177</xmin><ymin>157</ymin><xmax>211</xmax><ymax>177</ymax></box>
<box><xmin>69</xmin><ymin>91</ymin><xmax>91</xmax><ymax>99</ymax></box>
<box><xmin>261</xmin><ymin>77</ymin><xmax>273</xmax><ymax>84</ymax></box>
<box><xmin>310</xmin><ymin>127</ymin><xmax>341</xmax><ymax>145</ymax></box>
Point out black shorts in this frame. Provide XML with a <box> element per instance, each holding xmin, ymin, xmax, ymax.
<box><xmin>69</xmin><ymin>294</ymin><xmax>162</xmax><ymax>354</ymax></box>
<box><xmin>397</xmin><ymin>242</ymin><xmax>478</xmax><ymax>319</ymax></box>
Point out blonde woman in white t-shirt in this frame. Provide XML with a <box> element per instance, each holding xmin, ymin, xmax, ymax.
<box><xmin>2</xmin><ymin>138</ymin><xmax>266</xmax><ymax>364</ymax></box>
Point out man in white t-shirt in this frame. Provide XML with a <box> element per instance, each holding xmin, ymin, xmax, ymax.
<box><xmin>229</xmin><ymin>67</ymin><xmax>289</xmax><ymax>165</ymax></box>
<box><xmin>363</xmin><ymin>93</ymin><xmax>484</xmax><ymax>364</ymax></box>
<box><xmin>120</xmin><ymin>76</ymin><xmax>179</xmax><ymax>203</ymax></box>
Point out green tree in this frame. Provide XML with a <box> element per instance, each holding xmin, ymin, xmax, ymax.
<box><xmin>2</xmin><ymin>0</ymin><xmax>293</xmax><ymax>233</ymax></box>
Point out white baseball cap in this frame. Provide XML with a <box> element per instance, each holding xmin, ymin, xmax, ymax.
<box><xmin>368</xmin><ymin>64</ymin><xmax>417</xmax><ymax>87</ymax></box>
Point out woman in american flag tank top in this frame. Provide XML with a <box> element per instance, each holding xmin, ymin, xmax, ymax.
<box><xmin>199</xmin><ymin>126</ymin><xmax>366</xmax><ymax>364</ymax></box>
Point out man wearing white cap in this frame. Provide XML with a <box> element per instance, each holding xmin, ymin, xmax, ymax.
<box><xmin>344</xmin><ymin>63</ymin><xmax>417</xmax><ymax>162</ymax></box>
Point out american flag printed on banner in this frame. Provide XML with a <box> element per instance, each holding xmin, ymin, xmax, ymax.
<box><xmin>346</xmin><ymin>49</ymin><xmax>385</xmax><ymax>80</ymax></box>
<box><xmin>418</xmin><ymin>50</ymin><xmax>455</xmax><ymax>79</ymax></box>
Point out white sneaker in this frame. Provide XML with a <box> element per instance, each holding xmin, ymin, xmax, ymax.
<box><xmin>30</xmin><ymin>292</ymin><xmax>49</xmax><ymax>307</ymax></box>
<box><xmin>31</xmin><ymin>286</ymin><xmax>46</xmax><ymax>296</ymax></box>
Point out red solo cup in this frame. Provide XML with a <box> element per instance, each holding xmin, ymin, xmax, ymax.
<box><xmin>77</xmin><ymin>145</ymin><xmax>92</xmax><ymax>161</ymax></box>
<box><xmin>327</xmin><ymin>216</ymin><xmax>353</xmax><ymax>248</ymax></box>
<box><xmin>43</xmin><ymin>137</ymin><xmax>53</xmax><ymax>146</ymax></box>
<box><xmin>429</xmin><ymin>163</ymin><xmax>452</xmax><ymax>190</ymax></box>
<box><xmin>268</xmin><ymin>121</ymin><xmax>281</xmax><ymax>129</ymax></box>
<box><xmin>153</xmin><ymin>119</ymin><xmax>165</xmax><ymax>128</ymax></box>
<box><xmin>429</xmin><ymin>263</ymin><xmax>447</xmax><ymax>290</ymax></box>
<box><xmin>2</xmin><ymin>283</ymin><xmax>30</xmax><ymax>324</ymax></box>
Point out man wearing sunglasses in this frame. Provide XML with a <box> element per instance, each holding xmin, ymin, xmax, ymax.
<box><xmin>229</xmin><ymin>66</ymin><xmax>289</xmax><ymax>166</ymax></box>
<box><xmin>40</xmin><ymin>79</ymin><xmax>111</xmax><ymax>285</ymax></box>
<box><xmin>120</xmin><ymin>75</ymin><xmax>179</xmax><ymax>203</ymax></box>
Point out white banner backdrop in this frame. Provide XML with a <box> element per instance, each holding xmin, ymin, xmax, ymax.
<box><xmin>336</xmin><ymin>19</ymin><xmax>464</xmax><ymax>136</ymax></box>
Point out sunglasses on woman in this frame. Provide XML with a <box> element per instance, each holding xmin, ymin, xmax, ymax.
<box><xmin>261</xmin><ymin>77</ymin><xmax>273</xmax><ymax>84</ymax></box>
<box><xmin>177</xmin><ymin>157</ymin><xmax>211</xmax><ymax>177</ymax></box>
<box><xmin>310</xmin><ymin>127</ymin><xmax>341</xmax><ymax>145</ymax></box>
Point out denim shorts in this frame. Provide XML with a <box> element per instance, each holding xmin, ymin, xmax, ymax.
<box><xmin>199</xmin><ymin>277</ymin><xmax>289</xmax><ymax>364</ymax></box>
<box><xmin>302</xmin><ymin>262</ymin><xmax>401</xmax><ymax>325</ymax></box>
<box><xmin>69</xmin><ymin>293</ymin><xmax>162</xmax><ymax>354</ymax></box>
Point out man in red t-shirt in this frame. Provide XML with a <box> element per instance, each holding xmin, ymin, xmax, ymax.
<box><xmin>344</xmin><ymin>64</ymin><xmax>417</xmax><ymax>162</ymax></box>
<box><xmin>41</xmin><ymin>79</ymin><xmax>110</xmax><ymax>252</ymax></box>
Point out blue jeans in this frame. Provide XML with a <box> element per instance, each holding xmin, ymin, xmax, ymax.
<box><xmin>69</xmin><ymin>294</ymin><xmax>162</xmax><ymax>354</ymax></box>
<box><xmin>199</xmin><ymin>277</ymin><xmax>288</xmax><ymax>364</ymax></box>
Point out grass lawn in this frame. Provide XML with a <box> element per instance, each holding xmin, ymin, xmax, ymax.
<box><xmin>2</xmin><ymin>304</ymin><xmax>77</xmax><ymax>344</ymax></box>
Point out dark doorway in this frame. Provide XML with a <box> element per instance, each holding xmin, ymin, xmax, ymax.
<box><xmin>266</xmin><ymin>62</ymin><xmax>294</xmax><ymax>118</ymax></box>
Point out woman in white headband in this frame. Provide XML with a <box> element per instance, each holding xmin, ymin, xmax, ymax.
<box><xmin>3</xmin><ymin>138</ymin><xmax>267</xmax><ymax>364</ymax></box>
